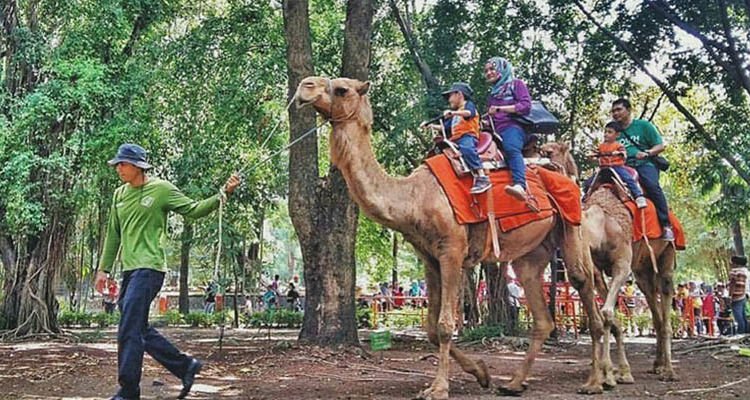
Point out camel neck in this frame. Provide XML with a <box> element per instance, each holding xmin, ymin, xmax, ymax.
<box><xmin>330</xmin><ymin>121</ymin><xmax>413</xmax><ymax>231</ymax></box>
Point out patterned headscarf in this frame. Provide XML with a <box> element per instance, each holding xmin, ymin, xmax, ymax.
<box><xmin>487</xmin><ymin>57</ymin><xmax>514</xmax><ymax>97</ymax></box>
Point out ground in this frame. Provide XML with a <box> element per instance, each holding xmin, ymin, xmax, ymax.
<box><xmin>1</xmin><ymin>327</ymin><xmax>748</xmax><ymax>400</ymax></box>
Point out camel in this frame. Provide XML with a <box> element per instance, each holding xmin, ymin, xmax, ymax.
<box><xmin>544</xmin><ymin>146</ymin><xmax>677</xmax><ymax>385</ymax></box>
<box><xmin>294</xmin><ymin>77</ymin><xmax>607</xmax><ymax>399</ymax></box>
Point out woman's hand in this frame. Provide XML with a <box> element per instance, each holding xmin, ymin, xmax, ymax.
<box><xmin>443</xmin><ymin>110</ymin><xmax>454</xmax><ymax>119</ymax></box>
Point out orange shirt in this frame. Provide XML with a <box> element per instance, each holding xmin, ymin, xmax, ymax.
<box><xmin>598</xmin><ymin>142</ymin><xmax>626</xmax><ymax>167</ymax></box>
<box><xmin>447</xmin><ymin>101</ymin><xmax>480</xmax><ymax>141</ymax></box>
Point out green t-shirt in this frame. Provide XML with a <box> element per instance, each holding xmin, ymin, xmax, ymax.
<box><xmin>617</xmin><ymin>119</ymin><xmax>664</xmax><ymax>168</ymax></box>
<box><xmin>99</xmin><ymin>178</ymin><xmax>221</xmax><ymax>274</ymax></box>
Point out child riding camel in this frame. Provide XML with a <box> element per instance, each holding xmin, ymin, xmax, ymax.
<box><xmin>593</xmin><ymin>121</ymin><xmax>647</xmax><ymax>209</ymax></box>
<box><xmin>422</xmin><ymin>82</ymin><xmax>491</xmax><ymax>194</ymax></box>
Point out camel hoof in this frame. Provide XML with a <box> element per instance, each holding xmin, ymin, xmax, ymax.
<box><xmin>496</xmin><ymin>383</ymin><xmax>527</xmax><ymax>397</ymax></box>
<box><xmin>476</xmin><ymin>360</ymin><xmax>491</xmax><ymax>388</ymax></box>
<box><xmin>616</xmin><ymin>373</ymin><xmax>635</xmax><ymax>384</ymax></box>
<box><xmin>577</xmin><ymin>384</ymin><xmax>603</xmax><ymax>395</ymax></box>
<box><xmin>602</xmin><ymin>378</ymin><xmax>617</xmax><ymax>390</ymax></box>
<box><xmin>659</xmin><ymin>371</ymin><xmax>679</xmax><ymax>382</ymax></box>
<box><xmin>414</xmin><ymin>387</ymin><xmax>449</xmax><ymax>400</ymax></box>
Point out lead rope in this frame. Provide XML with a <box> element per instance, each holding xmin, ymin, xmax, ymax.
<box><xmin>215</xmin><ymin>188</ymin><xmax>227</xmax><ymax>355</ymax></box>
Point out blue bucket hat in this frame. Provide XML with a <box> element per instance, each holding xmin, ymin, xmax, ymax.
<box><xmin>442</xmin><ymin>82</ymin><xmax>474</xmax><ymax>101</ymax></box>
<box><xmin>108</xmin><ymin>143</ymin><xmax>152</xmax><ymax>170</ymax></box>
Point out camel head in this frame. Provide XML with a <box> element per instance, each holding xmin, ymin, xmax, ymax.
<box><xmin>540</xmin><ymin>142</ymin><xmax>579</xmax><ymax>180</ymax></box>
<box><xmin>294</xmin><ymin>77</ymin><xmax>372</xmax><ymax>125</ymax></box>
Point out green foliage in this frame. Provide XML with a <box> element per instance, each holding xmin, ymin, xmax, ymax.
<box><xmin>244</xmin><ymin>309</ymin><xmax>303</xmax><ymax>328</ymax></box>
<box><xmin>58</xmin><ymin>310</ymin><xmax>94</xmax><ymax>328</ymax></box>
<box><xmin>460</xmin><ymin>325</ymin><xmax>506</xmax><ymax>342</ymax></box>
<box><xmin>161</xmin><ymin>310</ymin><xmax>184</xmax><ymax>326</ymax></box>
<box><xmin>91</xmin><ymin>312</ymin><xmax>119</xmax><ymax>328</ymax></box>
<box><xmin>184</xmin><ymin>312</ymin><xmax>213</xmax><ymax>328</ymax></box>
<box><xmin>357</xmin><ymin>306</ymin><xmax>372</xmax><ymax>329</ymax></box>
<box><xmin>634</xmin><ymin>312</ymin><xmax>652</xmax><ymax>336</ymax></box>
<box><xmin>382</xmin><ymin>308</ymin><xmax>423</xmax><ymax>329</ymax></box>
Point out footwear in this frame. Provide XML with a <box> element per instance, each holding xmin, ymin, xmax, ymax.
<box><xmin>178</xmin><ymin>358</ymin><xmax>203</xmax><ymax>399</ymax></box>
<box><xmin>661</xmin><ymin>226</ymin><xmax>675</xmax><ymax>241</ymax></box>
<box><xmin>110</xmin><ymin>396</ymin><xmax>139</xmax><ymax>400</ymax></box>
<box><xmin>635</xmin><ymin>196</ymin><xmax>647</xmax><ymax>209</ymax></box>
<box><xmin>504</xmin><ymin>184</ymin><xmax>527</xmax><ymax>201</ymax></box>
<box><xmin>470</xmin><ymin>176</ymin><xmax>492</xmax><ymax>194</ymax></box>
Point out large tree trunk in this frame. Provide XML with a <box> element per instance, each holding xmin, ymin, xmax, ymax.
<box><xmin>179</xmin><ymin>222</ymin><xmax>193</xmax><ymax>315</ymax></box>
<box><xmin>282</xmin><ymin>0</ymin><xmax>373</xmax><ymax>346</ymax></box>
<box><xmin>1</xmin><ymin>221</ymin><xmax>69</xmax><ymax>334</ymax></box>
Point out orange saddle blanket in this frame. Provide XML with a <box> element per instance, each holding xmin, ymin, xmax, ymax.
<box><xmin>424</xmin><ymin>154</ymin><xmax>581</xmax><ymax>232</ymax></box>
<box><xmin>624</xmin><ymin>200</ymin><xmax>686</xmax><ymax>250</ymax></box>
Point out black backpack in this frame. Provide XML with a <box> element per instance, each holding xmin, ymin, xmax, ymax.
<box><xmin>503</xmin><ymin>80</ymin><xmax>560</xmax><ymax>135</ymax></box>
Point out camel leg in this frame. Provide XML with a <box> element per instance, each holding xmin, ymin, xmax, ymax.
<box><xmin>655</xmin><ymin>246</ymin><xmax>678</xmax><ymax>381</ymax></box>
<box><xmin>568</xmin><ymin>258</ymin><xmax>606</xmax><ymax>394</ymax></box>
<box><xmin>417</xmin><ymin>253</ymin><xmax>464</xmax><ymax>400</ymax></box>
<box><xmin>497</xmin><ymin>248</ymin><xmax>554</xmax><ymax>396</ymax></box>
<box><xmin>600</xmin><ymin>250</ymin><xmax>631</xmax><ymax>389</ymax></box>
<box><xmin>632</xmin><ymin>255</ymin><xmax>664</xmax><ymax>375</ymax></box>
<box><xmin>610</xmin><ymin>319</ymin><xmax>635</xmax><ymax>384</ymax></box>
<box><xmin>417</xmin><ymin>257</ymin><xmax>447</xmax><ymax>400</ymax></box>
<box><xmin>419</xmin><ymin>255</ymin><xmax>490</xmax><ymax>390</ymax></box>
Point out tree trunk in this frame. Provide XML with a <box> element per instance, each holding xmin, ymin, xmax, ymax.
<box><xmin>463</xmin><ymin>267</ymin><xmax>480</xmax><ymax>328</ymax></box>
<box><xmin>283</xmin><ymin>0</ymin><xmax>373</xmax><ymax>346</ymax></box>
<box><xmin>1</xmin><ymin>221</ymin><xmax>69</xmax><ymax>334</ymax></box>
<box><xmin>483</xmin><ymin>262</ymin><xmax>511</xmax><ymax>329</ymax></box>
<box><xmin>391</xmin><ymin>232</ymin><xmax>398</xmax><ymax>288</ymax></box>
<box><xmin>732</xmin><ymin>221</ymin><xmax>745</xmax><ymax>257</ymax></box>
<box><xmin>179</xmin><ymin>222</ymin><xmax>193</xmax><ymax>315</ymax></box>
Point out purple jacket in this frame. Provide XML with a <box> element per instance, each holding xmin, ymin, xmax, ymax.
<box><xmin>485</xmin><ymin>79</ymin><xmax>532</xmax><ymax>133</ymax></box>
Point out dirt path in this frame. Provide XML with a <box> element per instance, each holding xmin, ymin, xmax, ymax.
<box><xmin>1</xmin><ymin>328</ymin><xmax>748</xmax><ymax>399</ymax></box>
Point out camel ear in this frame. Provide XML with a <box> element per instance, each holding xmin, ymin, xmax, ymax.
<box><xmin>356</xmin><ymin>81</ymin><xmax>371</xmax><ymax>95</ymax></box>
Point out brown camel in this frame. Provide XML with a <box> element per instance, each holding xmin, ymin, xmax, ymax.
<box><xmin>294</xmin><ymin>77</ymin><xmax>607</xmax><ymax>399</ymax></box>
<box><xmin>581</xmin><ymin>171</ymin><xmax>679</xmax><ymax>385</ymax></box>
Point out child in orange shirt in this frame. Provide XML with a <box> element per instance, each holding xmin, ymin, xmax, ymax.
<box><xmin>598</xmin><ymin>121</ymin><xmax>647</xmax><ymax>208</ymax></box>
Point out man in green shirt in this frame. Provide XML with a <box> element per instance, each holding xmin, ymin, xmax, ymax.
<box><xmin>611</xmin><ymin>98</ymin><xmax>674</xmax><ymax>240</ymax></box>
<box><xmin>95</xmin><ymin>143</ymin><xmax>240</xmax><ymax>400</ymax></box>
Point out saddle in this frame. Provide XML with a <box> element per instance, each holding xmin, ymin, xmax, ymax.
<box><xmin>584</xmin><ymin>166</ymin><xmax>641</xmax><ymax>203</ymax></box>
<box><xmin>433</xmin><ymin>132</ymin><xmax>554</xmax><ymax>177</ymax></box>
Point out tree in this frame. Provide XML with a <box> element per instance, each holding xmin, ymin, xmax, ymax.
<box><xmin>283</xmin><ymin>0</ymin><xmax>374</xmax><ymax>345</ymax></box>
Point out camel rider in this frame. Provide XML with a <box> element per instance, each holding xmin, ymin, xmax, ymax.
<box><xmin>483</xmin><ymin>57</ymin><xmax>532</xmax><ymax>202</ymax></box>
<box><xmin>610</xmin><ymin>98</ymin><xmax>674</xmax><ymax>241</ymax></box>
<box><xmin>422</xmin><ymin>82</ymin><xmax>491</xmax><ymax>194</ymax></box>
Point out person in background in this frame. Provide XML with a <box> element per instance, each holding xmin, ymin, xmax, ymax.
<box><xmin>702</xmin><ymin>286</ymin><xmax>716</xmax><ymax>336</ymax></box>
<box><xmin>103</xmin><ymin>276</ymin><xmax>119</xmax><ymax>315</ymax></box>
<box><xmin>729</xmin><ymin>256</ymin><xmax>748</xmax><ymax>334</ymax></box>
<box><xmin>204</xmin><ymin>281</ymin><xmax>217</xmax><ymax>314</ymax></box>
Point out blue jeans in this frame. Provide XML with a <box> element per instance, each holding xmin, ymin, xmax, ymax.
<box><xmin>499</xmin><ymin>125</ymin><xmax>526</xmax><ymax>188</ymax></box>
<box><xmin>456</xmin><ymin>135</ymin><xmax>482</xmax><ymax>171</ymax></box>
<box><xmin>634</xmin><ymin>163</ymin><xmax>670</xmax><ymax>227</ymax></box>
<box><xmin>611</xmin><ymin>166</ymin><xmax>643</xmax><ymax>198</ymax></box>
<box><xmin>117</xmin><ymin>269</ymin><xmax>192</xmax><ymax>398</ymax></box>
<box><xmin>732</xmin><ymin>298</ymin><xmax>747</xmax><ymax>334</ymax></box>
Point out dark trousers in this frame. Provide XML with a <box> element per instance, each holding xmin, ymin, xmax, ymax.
<box><xmin>731</xmin><ymin>298</ymin><xmax>748</xmax><ymax>334</ymax></box>
<box><xmin>117</xmin><ymin>268</ymin><xmax>192</xmax><ymax>398</ymax></box>
<box><xmin>456</xmin><ymin>135</ymin><xmax>482</xmax><ymax>171</ymax></box>
<box><xmin>634</xmin><ymin>163</ymin><xmax>670</xmax><ymax>227</ymax></box>
<box><xmin>499</xmin><ymin>125</ymin><xmax>527</xmax><ymax>188</ymax></box>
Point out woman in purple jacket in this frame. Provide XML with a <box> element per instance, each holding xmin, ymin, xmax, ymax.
<box><xmin>484</xmin><ymin>57</ymin><xmax>532</xmax><ymax>201</ymax></box>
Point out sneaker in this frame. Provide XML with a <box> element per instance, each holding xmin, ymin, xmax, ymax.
<box><xmin>635</xmin><ymin>196</ymin><xmax>647</xmax><ymax>209</ymax></box>
<box><xmin>504</xmin><ymin>184</ymin><xmax>527</xmax><ymax>201</ymax></box>
<box><xmin>178</xmin><ymin>358</ymin><xmax>203</xmax><ymax>399</ymax></box>
<box><xmin>470</xmin><ymin>176</ymin><xmax>492</xmax><ymax>194</ymax></box>
<box><xmin>661</xmin><ymin>226</ymin><xmax>675</xmax><ymax>241</ymax></box>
